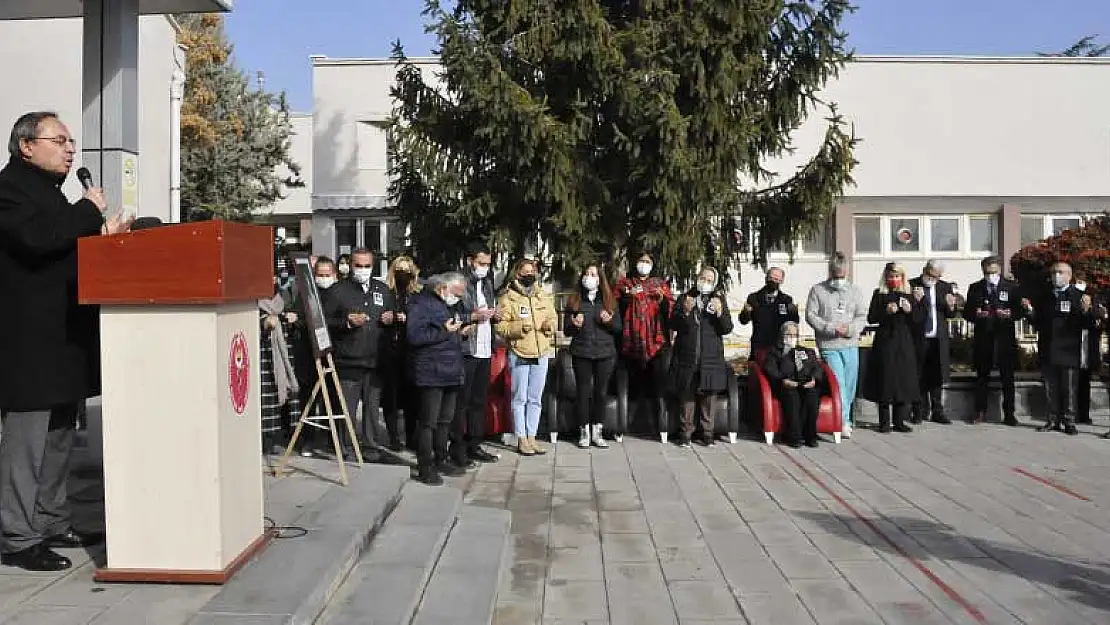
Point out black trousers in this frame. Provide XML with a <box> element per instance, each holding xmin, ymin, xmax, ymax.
<box><xmin>779</xmin><ymin>387</ymin><xmax>820</xmax><ymax>444</ymax></box>
<box><xmin>339</xmin><ymin>368</ymin><xmax>384</xmax><ymax>448</ymax></box>
<box><xmin>419</xmin><ymin>386</ymin><xmax>459</xmax><ymax>469</ymax></box>
<box><xmin>973</xmin><ymin>346</ymin><xmax>1015</xmax><ymax>419</ymax></box>
<box><xmin>0</xmin><ymin>404</ymin><xmax>77</xmax><ymax>553</ymax></box>
<box><xmin>382</xmin><ymin>360</ymin><xmax>418</xmax><ymax>449</ymax></box>
<box><xmin>1042</xmin><ymin>364</ymin><xmax>1078</xmax><ymax>426</ymax></box>
<box><xmin>624</xmin><ymin>350</ymin><xmax>670</xmax><ymax>434</ymax></box>
<box><xmin>451</xmin><ymin>356</ymin><xmax>492</xmax><ymax>461</ymax></box>
<box><xmin>913</xmin><ymin>339</ymin><xmax>945</xmax><ymax>420</ymax></box>
<box><xmin>1077</xmin><ymin>368</ymin><xmax>1094</xmax><ymax>423</ymax></box>
<box><xmin>573</xmin><ymin>356</ymin><xmax>616</xmax><ymax>428</ymax></box>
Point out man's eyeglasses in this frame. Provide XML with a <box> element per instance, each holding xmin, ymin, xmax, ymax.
<box><xmin>35</xmin><ymin>136</ymin><xmax>76</xmax><ymax>148</ymax></box>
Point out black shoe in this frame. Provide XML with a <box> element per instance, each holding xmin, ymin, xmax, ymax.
<box><xmin>1064</xmin><ymin>424</ymin><xmax>1079</xmax><ymax>436</ymax></box>
<box><xmin>416</xmin><ymin>467</ymin><xmax>443</xmax><ymax>486</ymax></box>
<box><xmin>436</xmin><ymin>463</ymin><xmax>467</xmax><ymax>478</ymax></box>
<box><xmin>931</xmin><ymin>415</ymin><xmax>951</xmax><ymax>425</ymax></box>
<box><xmin>1101</xmin><ymin>430</ymin><xmax>1110</xmax><ymax>439</ymax></box>
<box><xmin>805</xmin><ymin>440</ymin><xmax>819</xmax><ymax>448</ymax></box>
<box><xmin>1003</xmin><ymin>416</ymin><xmax>1018</xmax><ymax>426</ymax></box>
<box><xmin>676</xmin><ymin>435</ymin><xmax>692</xmax><ymax>448</ymax></box>
<box><xmin>43</xmin><ymin>529</ymin><xmax>103</xmax><ymax>549</ymax></box>
<box><xmin>1037</xmin><ymin>422</ymin><xmax>1058</xmax><ymax>432</ymax></box>
<box><xmin>910</xmin><ymin>416</ymin><xmax>922</xmax><ymax>424</ymax></box>
<box><xmin>387</xmin><ymin>440</ymin><xmax>404</xmax><ymax>453</ymax></box>
<box><xmin>1</xmin><ymin>543</ymin><xmax>72</xmax><ymax>571</ymax></box>
<box><xmin>696</xmin><ymin>433</ymin><xmax>715</xmax><ymax>446</ymax></box>
<box><xmin>788</xmin><ymin>440</ymin><xmax>803</xmax><ymax>449</ymax></box>
<box><xmin>879</xmin><ymin>424</ymin><xmax>892</xmax><ymax>434</ymax></box>
<box><xmin>469</xmin><ymin>448</ymin><xmax>499</xmax><ymax>463</ymax></box>
<box><xmin>893</xmin><ymin>423</ymin><xmax>913</xmax><ymax>433</ymax></box>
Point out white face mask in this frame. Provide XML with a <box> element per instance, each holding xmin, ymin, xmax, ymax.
<box><xmin>696</xmin><ymin>282</ymin><xmax>715</xmax><ymax>295</ymax></box>
<box><xmin>338</xmin><ymin>263</ymin><xmax>350</xmax><ymax>274</ymax></box>
<box><xmin>473</xmin><ymin>265</ymin><xmax>489</xmax><ymax>279</ymax></box>
<box><xmin>315</xmin><ymin>276</ymin><xmax>336</xmax><ymax>289</ymax></box>
<box><xmin>784</xmin><ymin>337</ymin><xmax>798</xmax><ymax>350</ymax></box>
<box><xmin>1052</xmin><ymin>272</ymin><xmax>1069</xmax><ymax>289</ymax></box>
<box><xmin>353</xmin><ymin>268</ymin><xmax>374</xmax><ymax>284</ymax></box>
<box><xmin>636</xmin><ymin>262</ymin><xmax>652</xmax><ymax>276</ymax></box>
<box><xmin>1076</xmin><ymin>282</ymin><xmax>1087</xmax><ymax>292</ymax></box>
<box><xmin>986</xmin><ymin>273</ymin><xmax>1001</xmax><ymax>285</ymax></box>
<box><xmin>829</xmin><ymin>277</ymin><xmax>847</xmax><ymax>289</ymax></box>
<box><xmin>582</xmin><ymin>275</ymin><xmax>599</xmax><ymax>291</ymax></box>
<box><xmin>443</xmin><ymin>294</ymin><xmax>460</xmax><ymax>307</ymax></box>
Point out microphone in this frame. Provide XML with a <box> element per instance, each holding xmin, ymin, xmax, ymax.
<box><xmin>77</xmin><ymin>167</ymin><xmax>93</xmax><ymax>191</ymax></box>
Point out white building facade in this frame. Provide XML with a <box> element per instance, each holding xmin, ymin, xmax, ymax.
<box><xmin>304</xmin><ymin>54</ymin><xmax>1110</xmax><ymax>341</ymax></box>
<box><xmin>0</xmin><ymin>15</ymin><xmax>185</xmax><ymax>223</ymax></box>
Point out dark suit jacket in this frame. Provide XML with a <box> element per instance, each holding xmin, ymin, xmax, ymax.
<box><xmin>962</xmin><ymin>277</ymin><xmax>1024</xmax><ymax>363</ymax></box>
<box><xmin>1029</xmin><ymin>285</ymin><xmax>1096</xmax><ymax>368</ymax></box>
<box><xmin>908</xmin><ymin>276</ymin><xmax>959</xmax><ymax>384</ymax></box>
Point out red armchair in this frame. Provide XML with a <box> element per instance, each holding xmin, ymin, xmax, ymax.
<box><xmin>747</xmin><ymin>351</ymin><xmax>843</xmax><ymax>445</ymax></box>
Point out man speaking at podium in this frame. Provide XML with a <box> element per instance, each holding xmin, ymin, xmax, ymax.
<box><xmin>0</xmin><ymin>112</ymin><xmax>131</xmax><ymax>571</ymax></box>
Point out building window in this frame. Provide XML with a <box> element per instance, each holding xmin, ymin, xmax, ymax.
<box><xmin>1051</xmin><ymin>216</ymin><xmax>1081</xmax><ymax>236</ymax></box>
<box><xmin>336</xmin><ymin>218</ymin><xmax>357</xmax><ymax>257</ymax></box>
<box><xmin>890</xmin><ymin>217</ymin><xmax>921</xmax><ymax>253</ymax></box>
<box><xmin>1020</xmin><ymin>216</ymin><xmax>1044</xmax><ymax>246</ymax></box>
<box><xmin>968</xmin><ymin>216</ymin><xmax>996</xmax><ymax>252</ymax></box>
<box><xmin>929</xmin><ymin>217</ymin><xmax>960</xmax><ymax>252</ymax></box>
<box><xmin>854</xmin><ymin>217</ymin><xmax>881</xmax><ymax>254</ymax></box>
<box><xmin>801</xmin><ymin>223</ymin><xmax>831</xmax><ymax>255</ymax></box>
<box><xmin>334</xmin><ymin>217</ymin><xmax>406</xmax><ymax>277</ymax></box>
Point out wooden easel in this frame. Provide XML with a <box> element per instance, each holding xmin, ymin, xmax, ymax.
<box><xmin>275</xmin><ymin>352</ymin><xmax>364</xmax><ymax>486</ymax></box>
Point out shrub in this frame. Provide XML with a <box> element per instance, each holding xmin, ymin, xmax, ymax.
<box><xmin>1011</xmin><ymin>214</ymin><xmax>1110</xmax><ymax>296</ymax></box>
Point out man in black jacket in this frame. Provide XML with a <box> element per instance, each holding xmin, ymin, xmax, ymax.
<box><xmin>909</xmin><ymin>260</ymin><xmax>958</xmax><ymax>424</ymax></box>
<box><xmin>0</xmin><ymin>112</ymin><xmax>131</xmax><ymax>571</ymax></box>
<box><xmin>1024</xmin><ymin>261</ymin><xmax>1095</xmax><ymax>435</ymax></box>
<box><xmin>737</xmin><ymin>267</ymin><xmax>799</xmax><ymax>357</ymax></box>
<box><xmin>963</xmin><ymin>256</ymin><xmax>1024</xmax><ymax>425</ymax></box>
<box><xmin>325</xmin><ymin>248</ymin><xmax>395</xmax><ymax>458</ymax></box>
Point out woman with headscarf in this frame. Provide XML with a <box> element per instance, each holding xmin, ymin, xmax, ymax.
<box><xmin>383</xmin><ymin>255</ymin><xmax>423</xmax><ymax>451</ymax></box>
<box><xmin>861</xmin><ymin>262</ymin><xmax>924</xmax><ymax>433</ymax></box>
<box><xmin>260</xmin><ymin>280</ymin><xmax>301</xmax><ymax>455</ymax></box>
<box><xmin>762</xmin><ymin>322</ymin><xmax>824</xmax><ymax>448</ymax></box>
<box><xmin>669</xmin><ymin>266</ymin><xmax>733</xmax><ymax>447</ymax></box>
<box><xmin>496</xmin><ymin>258</ymin><xmax>558</xmax><ymax>456</ymax></box>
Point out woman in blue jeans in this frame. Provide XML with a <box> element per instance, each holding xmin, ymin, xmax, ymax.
<box><xmin>495</xmin><ymin>259</ymin><xmax>558</xmax><ymax>455</ymax></box>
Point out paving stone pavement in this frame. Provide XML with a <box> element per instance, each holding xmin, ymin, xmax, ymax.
<box><xmin>463</xmin><ymin>419</ymin><xmax>1110</xmax><ymax>625</ymax></box>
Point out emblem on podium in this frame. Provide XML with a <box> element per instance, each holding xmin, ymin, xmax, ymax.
<box><xmin>228</xmin><ymin>331</ymin><xmax>250</xmax><ymax>415</ymax></box>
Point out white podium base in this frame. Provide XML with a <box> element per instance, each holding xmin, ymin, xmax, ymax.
<box><xmin>93</xmin><ymin>303</ymin><xmax>269</xmax><ymax>584</ymax></box>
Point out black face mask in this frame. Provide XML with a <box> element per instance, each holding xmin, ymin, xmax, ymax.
<box><xmin>766</xmin><ymin>280</ymin><xmax>779</xmax><ymax>291</ymax></box>
<box><xmin>396</xmin><ymin>271</ymin><xmax>411</xmax><ymax>284</ymax></box>
<box><xmin>518</xmin><ymin>275</ymin><xmax>537</xmax><ymax>287</ymax></box>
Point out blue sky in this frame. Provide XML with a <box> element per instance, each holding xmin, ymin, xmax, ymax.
<box><xmin>225</xmin><ymin>0</ymin><xmax>1110</xmax><ymax>113</ymax></box>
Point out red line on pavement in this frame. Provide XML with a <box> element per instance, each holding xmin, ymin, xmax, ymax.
<box><xmin>1011</xmin><ymin>468</ymin><xmax>1091</xmax><ymax>502</ymax></box>
<box><xmin>778</xmin><ymin>448</ymin><xmax>989</xmax><ymax>624</ymax></box>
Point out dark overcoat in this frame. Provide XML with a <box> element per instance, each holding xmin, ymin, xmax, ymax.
<box><xmin>908</xmin><ymin>276</ymin><xmax>959</xmax><ymax>386</ymax></box>
<box><xmin>861</xmin><ymin>289</ymin><xmax>924</xmax><ymax>404</ymax></box>
<box><xmin>0</xmin><ymin>158</ymin><xmax>104</xmax><ymax>411</ymax></box>
<box><xmin>668</xmin><ymin>289</ymin><xmax>734</xmax><ymax>394</ymax></box>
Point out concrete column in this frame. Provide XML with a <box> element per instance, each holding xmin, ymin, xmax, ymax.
<box><xmin>833</xmin><ymin>202</ymin><xmax>854</xmax><ymax>272</ymax></box>
<box><xmin>82</xmin><ymin>0</ymin><xmax>139</xmax><ymax>219</ymax></box>
<box><xmin>999</xmin><ymin>203</ymin><xmax>1021</xmax><ymax>275</ymax></box>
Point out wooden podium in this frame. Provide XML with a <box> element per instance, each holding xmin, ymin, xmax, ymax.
<box><xmin>78</xmin><ymin>220</ymin><xmax>275</xmax><ymax>584</ymax></box>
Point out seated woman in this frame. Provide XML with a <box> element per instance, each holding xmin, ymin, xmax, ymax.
<box><xmin>761</xmin><ymin>322</ymin><xmax>824</xmax><ymax>448</ymax></box>
<box><xmin>669</xmin><ymin>266</ymin><xmax>733</xmax><ymax>447</ymax></box>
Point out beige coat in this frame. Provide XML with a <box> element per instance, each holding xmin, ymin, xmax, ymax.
<box><xmin>496</xmin><ymin>282</ymin><xmax>558</xmax><ymax>359</ymax></box>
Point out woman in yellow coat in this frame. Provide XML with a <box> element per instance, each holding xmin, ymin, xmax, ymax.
<box><xmin>496</xmin><ymin>258</ymin><xmax>558</xmax><ymax>455</ymax></box>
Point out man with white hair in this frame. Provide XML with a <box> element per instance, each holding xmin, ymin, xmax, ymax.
<box><xmin>908</xmin><ymin>260</ymin><xmax>959</xmax><ymax>424</ymax></box>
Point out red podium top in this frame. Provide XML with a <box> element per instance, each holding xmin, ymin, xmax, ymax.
<box><xmin>78</xmin><ymin>220</ymin><xmax>275</xmax><ymax>305</ymax></box>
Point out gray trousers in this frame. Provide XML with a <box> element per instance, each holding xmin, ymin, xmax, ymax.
<box><xmin>0</xmin><ymin>405</ymin><xmax>76</xmax><ymax>553</ymax></box>
<box><xmin>339</xmin><ymin>369</ymin><xmax>385</xmax><ymax>447</ymax></box>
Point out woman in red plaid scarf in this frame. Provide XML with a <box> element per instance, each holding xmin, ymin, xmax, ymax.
<box><xmin>614</xmin><ymin>252</ymin><xmax>674</xmax><ymax>442</ymax></box>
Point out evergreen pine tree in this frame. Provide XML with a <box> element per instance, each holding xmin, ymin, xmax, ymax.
<box><xmin>178</xmin><ymin>14</ymin><xmax>302</xmax><ymax>222</ymax></box>
<box><xmin>390</xmin><ymin>0</ymin><xmax>858</xmax><ymax>281</ymax></box>
<box><xmin>1037</xmin><ymin>35</ymin><xmax>1110</xmax><ymax>58</ymax></box>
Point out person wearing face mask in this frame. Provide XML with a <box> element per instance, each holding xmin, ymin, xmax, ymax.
<box><xmin>668</xmin><ymin>267</ymin><xmax>733</xmax><ymax>447</ymax></box>
<box><xmin>907</xmin><ymin>260</ymin><xmax>958</xmax><ymax>425</ymax></box>
<box><xmin>564</xmin><ymin>263</ymin><xmax>622</xmax><ymax>448</ymax></box>
<box><xmin>495</xmin><ymin>258</ymin><xmax>558</xmax><ymax>455</ymax></box>
<box><xmin>963</xmin><ymin>256</ymin><xmax>1023</xmax><ymax>425</ymax></box>
<box><xmin>406</xmin><ymin>272</ymin><xmax>469</xmax><ymax>484</ymax></box>
<box><xmin>738</xmin><ymin>267</ymin><xmax>799</xmax><ymax>358</ymax></box>
<box><xmin>287</xmin><ymin>256</ymin><xmax>341</xmax><ymax>457</ymax></box>
<box><xmin>336</xmin><ymin>254</ymin><xmax>352</xmax><ymax>281</ymax></box>
<box><xmin>1072</xmin><ymin>271</ymin><xmax>1103</xmax><ymax>426</ymax></box>
<box><xmin>449</xmin><ymin>243</ymin><xmax>502</xmax><ymax>464</ymax></box>
<box><xmin>1023</xmin><ymin>261</ymin><xmax>1094</xmax><ymax>435</ymax></box>
<box><xmin>805</xmin><ymin>252</ymin><xmax>869</xmax><ymax>439</ymax></box>
<box><xmin>323</xmin><ymin>248</ymin><xmax>395</xmax><ymax>459</ymax></box>
<box><xmin>861</xmin><ymin>263</ymin><xmax>924</xmax><ymax>433</ymax></box>
<box><xmin>613</xmin><ymin>252</ymin><xmax>675</xmax><ymax>442</ymax></box>
<box><xmin>762</xmin><ymin>322</ymin><xmax>824</xmax><ymax>448</ymax></box>
<box><xmin>382</xmin><ymin>255</ymin><xmax>423</xmax><ymax>452</ymax></box>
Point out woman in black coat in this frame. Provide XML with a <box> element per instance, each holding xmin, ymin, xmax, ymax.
<box><xmin>564</xmin><ymin>263</ymin><xmax>623</xmax><ymax>448</ymax></box>
<box><xmin>406</xmin><ymin>271</ymin><xmax>468</xmax><ymax>485</ymax></box>
<box><xmin>762</xmin><ymin>322</ymin><xmax>824</xmax><ymax>448</ymax></box>
<box><xmin>669</xmin><ymin>266</ymin><xmax>734</xmax><ymax>447</ymax></box>
<box><xmin>861</xmin><ymin>263</ymin><xmax>925</xmax><ymax>433</ymax></box>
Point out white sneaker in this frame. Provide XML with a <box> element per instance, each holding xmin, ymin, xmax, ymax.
<box><xmin>591</xmin><ymin>424</ymin><xmax>609</xmax><ymax>448</ymax></box>
<box><xmin>577</xmin><ymin>426</ymin><xmax>590</xmax><ymax>449</ymax></box>
<box><xmin>842</xmin><ymin>423</ymin><xmax>852</xmax><ymax>439</ymax></box>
